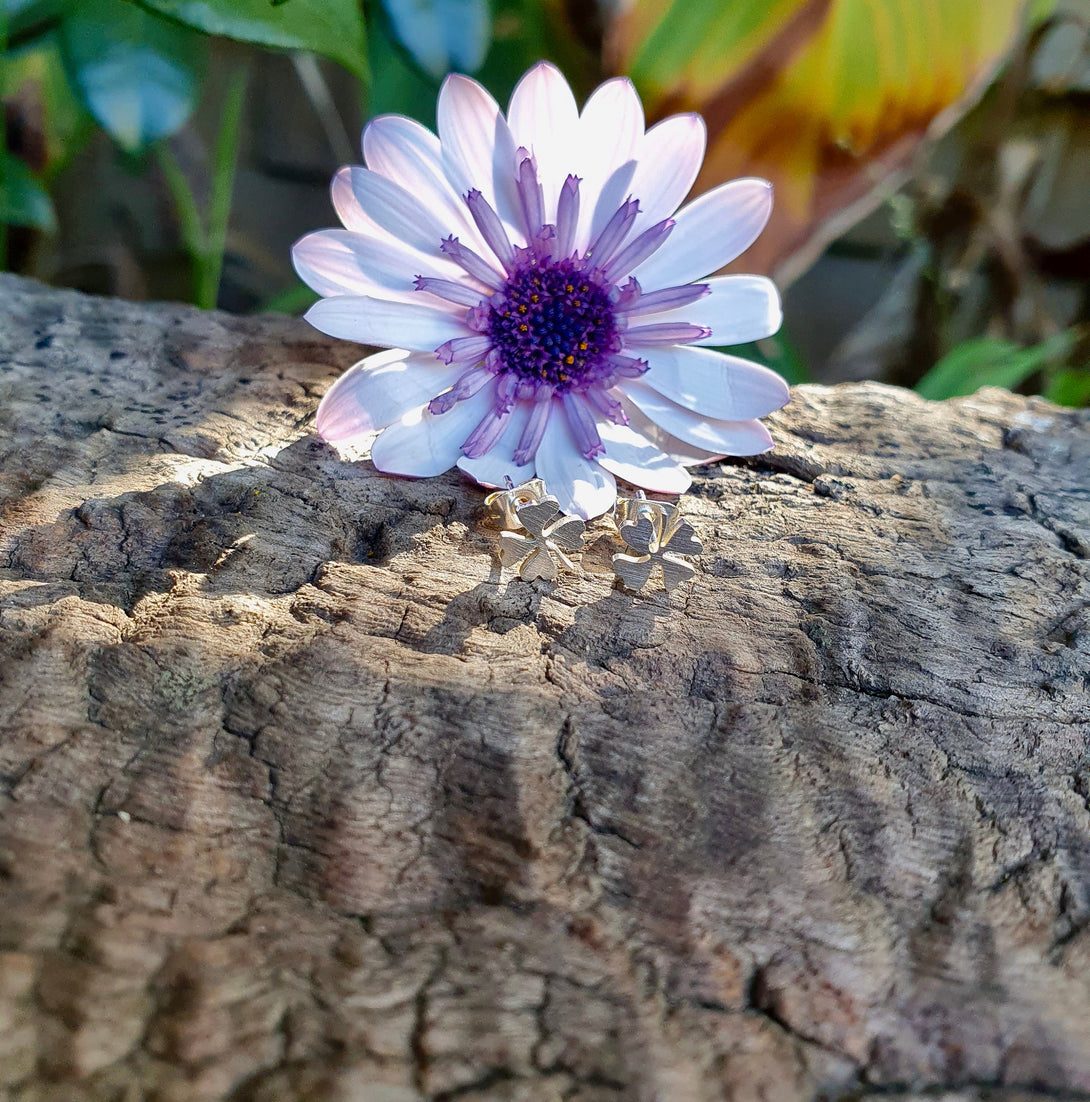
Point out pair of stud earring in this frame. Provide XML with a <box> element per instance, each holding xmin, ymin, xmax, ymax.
<box><xmin>485</xmin><ymin>478</ymin><xmax>703</xmax><ymax>593</ymax></box>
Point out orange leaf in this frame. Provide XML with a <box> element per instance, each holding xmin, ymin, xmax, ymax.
<box><xmin>608</xmin><ymin>0</ymin><xmax>1031</xmax><ymax>282</ymax></box>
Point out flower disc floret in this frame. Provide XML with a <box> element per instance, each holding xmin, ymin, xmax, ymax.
<box><xmin>487</xmin><ymin>259</ymin><xmax>619</xmax><ymax>391</ymax></box>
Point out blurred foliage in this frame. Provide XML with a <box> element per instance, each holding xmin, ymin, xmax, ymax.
<box><xmin>1</xmin><ymin>0</ymin><xmax>368</xmax><ymax>299</ymax></box>
<box><xmin>915</xmin><ymin>329</ymin><xmax>1078</xmax><ymax>400</ymax></box>
<box><xmin>132</xmin><ymin>0</ymin><xmax>368</xmax><ymax>80</ymax></box>
<box><xmin>156</xmin><ymin>67</ymin><xmax>246</xmax><ymax>307</ymax></box>
<box><xmin>381</xmin><ymin>0</ymin><xmax>490</xmax><ymax>80</ymax></box>
<box><xmin>730</xmin><ymin>334</ymin><xmax>813</xmax><ymax>388</ymax></box>
<box><xmin>0</xmin><ymin>0</ymin><xmax>1087</xmax><ymax>405</ymax></box>
<box><xmin>58</xmin><ymin>0</ymin><xmax>206</xmax><ymax>153</ymax></box>
<box><xmin>0</xmin><ymin>143</ymin><xmax>54</xmax><ymax>228</ymax></box>
<box><xmin>611</xmin><ymin>0</ymin><xmax>1047</xmax><ymax>281</ymax></box>
<box><xmin>367</xmin><ymin>0</ymin><xmax>596</xmax><ymax>123</ymax></box>
<box><xmin>823</xmin><ymin>0</ymin><xmax>1090</xmax><ymax>407</ymax></box>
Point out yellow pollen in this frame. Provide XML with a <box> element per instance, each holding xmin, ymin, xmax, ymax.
<box><xmin>565</xmin><ymin>284</ymin><xmax>574</xmax><ymax>293</ymax></box>
<box><xmin>565</xmin><ymin>354</ymin><xmax>575</xmax><ymax>365</ymax></box>
<box><xmin>579</xmin><ymin>341</ymin><xmax>587</xmax><ymax>351</ymax></box>
<box><xmin>519</xmin><ymin>323</ymin><xmax>529</xmax><ymax>332</ymax></box>
<box><xmin>530</xmin><ymin>294</ymin><xmax>539</xmax><ymax>303</ymax></box>
<box><xmin>518</xmin><ymin>305</ymin><xmax>528</xmax><ymax>314</ymax></box>
<box><xmin>573</xmin><ymin>300</ymin><xmax>581</xmax><ymax>307</ymax></box>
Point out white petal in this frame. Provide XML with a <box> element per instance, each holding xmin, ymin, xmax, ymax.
<box><xmin>331</xmin><ymin>166</ymin><xmax>454</xmax><ymax>257</ymax></box>
<box><xmin>622</xmin><ymin>400</ymin><xmax>726</xmax><ymax>466</ymax></box>
<box><xmin>631</xmin><ymin>345</ymin><xmax>789</xmax><ymax>421</ymax></box>
<box><xmin>596</xmin><ymin>421</ymin><xmax>692</xmax><ymax>494</ymax></box>
<box><xmin>621</xmin><ymin>380</ymin><xmax>775</xmax><ymax>456</ymax></box>
<box><xmin>629</xmin><ymin>113</ymin><xmax>706</xmax><ymax>231</ymax></box>
<box><xmin>633</xmin><ymin>178</ymin><xmax>773</xmax><ymax>288</ymax></box>
<box><xmin>304</xmin><ymin>296</ymin><xmax>468</xmax><ymax>350</ymax></box>
<box><xmin>535</xmin><ymin>403</ymin><xmax>617</xmax><ymax>520</ymax></box>
<box><xmin>292</xmin><ymin>229</ymin><xmax>459</xmax><ymax>303</ymax></box>
<box><xmin>456</xmin><ymin>400</ymin><xmax>536</xmax><ymax>488</ymax></box>
<box><xmin>577</xmin><ymin>77</ymin><xmax>644</xmax><ymax>251</ymax></box>
<box><xmin>639</xmin><ymin>275</ymin><xmax>782</xmax><ymax>346</ymax></box>
<box><xmin>506</xmin><ymin>61</ymin><xmax>579</xmax><ymax>224</ymax></box>
<box><xmin>363</xmin><ymin>114</ymin><xmax>478</xmax><ymax>241</ymax></box>
<box><xmin>370</xmin><ymin>384</ymin><xmax>495</xmax><ymax>478</ymax></box>
<box><xmin>437</xmin><ymin>74</ymin><xmax>521</xmax><ymax>235</ymax></box>
<box><xmin>317</xmin><ymin>349</ymin><xmax>463</xmax><ymax>442</ymax></box>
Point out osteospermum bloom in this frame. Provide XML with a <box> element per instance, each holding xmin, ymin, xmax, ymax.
<box><xmin>294</xmin><ymin>62</ymin><xmax>789</xmax><ymax>519</ymax></box>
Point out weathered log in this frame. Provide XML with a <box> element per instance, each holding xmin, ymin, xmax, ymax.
<box><xmin>0</xmin><ymin>273</ymin><xmax>1088</xmax><ymax>1102</ymax></box>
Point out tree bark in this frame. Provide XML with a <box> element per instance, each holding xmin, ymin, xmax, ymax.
<box><xmin>1</xmin><ymin>273</ymin><xmax>1088</xmax><ymax>1102</ymax></box>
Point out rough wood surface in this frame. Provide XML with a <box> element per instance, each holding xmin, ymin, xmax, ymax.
<box><xmin>1</xmin><ymin>273</ymin><xmax>1088</xmax><ymax>1102</ymax></box>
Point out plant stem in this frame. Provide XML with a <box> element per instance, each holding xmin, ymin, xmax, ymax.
<box><xmin>156</xmin><ymin>143</ymin><xmax>205</xmax><ymax>300</ymax></box>
<box><xmin>200</xmin><ymin>66</ymin><xmax>247</xmax><ymax>311</ymax></box>
<box><xmin>156</xmin><ymin>66</ymin><xmax>247</xmax><ymax>310</ymax></box>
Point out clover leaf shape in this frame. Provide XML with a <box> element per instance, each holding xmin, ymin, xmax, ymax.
<box><xmin>613</xmin><ymin>506</ymin><xmax>703</xmax><ymax>592</ymax></box>
<box><xmin>499</xmin><ymin>495</ymin><xmax>587</xmax><ymax>582</ymax></box>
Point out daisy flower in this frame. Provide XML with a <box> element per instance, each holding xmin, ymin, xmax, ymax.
<box><xmin>293</xmin><ymin>62</ymin><xmax>788</xmax><ymax>519</ymax></box>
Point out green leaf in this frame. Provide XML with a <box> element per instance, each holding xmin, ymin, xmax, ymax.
<box><xmin>916</xmin><ymin>331</ymin><xmax>1077</xmax><ymax>401</ymax></box>
<box><xmin>1044</xmin><ymin>369</ymin><xmax>1090</xmax><ymax>408</ymax></box>
<box><xmin>133</xmin><ymin>0</ymin><xmax>368</xmax><ymax>81</ymax></box>
<box><xmin>366</xmin><ymin>3</ymin><xmax>441</xmax><ymax>123</ymax></box>
<box><xmin>366</xmin><ymin>0</ymin><xmax>595</xmax><ymax>125</ymax></box>
<box><xmin>381</xmin><ymin>0</ymin><xmax>490</xmax><ymax>78</ymax></box>
<box><xmin>1026</xmin><ymin>0</ymin><xmax>1058</xmax><ymax>26</ymax></box>
<box><xmin>260</xmin><ymin>283</ymin><xmax>319</xmax><ymax>314</ymax></box>
<box><xmin>59</xmin><ymin>0</ymin><xmax>205</xmax><ymax>153</ymax></box>
<box><xmin>0</xmin><ymin>152</ymin><xmax>57</xmax><ymax>229</ymax></box>
<box><xmin>1</xmin><ymin>0</ymin><xmax>70</xmax><ymax>43</ymax></box>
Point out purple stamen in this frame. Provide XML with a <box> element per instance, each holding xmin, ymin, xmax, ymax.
<box><xmin>440</xmin><ymin>235</ymin><xmax>504</xmax><ymax>289</ymax></box>
<box><xmin>616</xmin><ymin>280</ymin><xmax>709</xmax><ymax>317</ymax></box>
<box><xmin>513</xmin><ymin>387</ymin><xmax>554</xmax><ymax>465</ymax></box>
<box><xmin>517</xmin><ymin>155</ymin><xmax>545</xmax><ymax>241</ymax></box>
<box><xmin>623</xmin><ymin>322</ymin><xmax>711</xmax><ymax>345</ymax></box>
<box><xmin>613</xmin><ymin>277</ymin><xmax>640</xmax><ymax>310</ymax></box>
<box><xmin>467</xmin><ymin>304</ymin><xmax>491</xmax><ymax>332</ymax></box>
<box><xmin>601</xmin><ymin>218</ymin><xmax>676</xmax><ymax>284</ymax></box>
<box><xmin>435</xmin><ymin>334</ymin><xmax>491</xmax><ymax>365</ymax></box>
<box><xmin>555</xmin><ymin>175</ymin><xmax>580</xmax><ymax>259</ymax></box>
<box><xmin>584</xmin><ymin>386</ymin><xmax>628</xmax><ymax>425</ymax></box>
<box><xmin>465</xmin><ymin>189</ymin><xmax>515</xmax><ymax>271</ymax></box>
<box><xmin>495</xmin><ymin>370</ymin><xmax>520</xmax><ymax>414</ymax></box>
<box><xmin>529</xmin><ymin>224</ymin><xmax>556</xmax><ymax>263</ymax></box>
<box><xmin>562</xmin><ymin>392</ymin><xmax>604</xmax><ymax>459</ymax></box>
<box><xmin>605</xmin><ymin>353</ymin><xmax>650</xmax><ymax>378</ymax></box>
<box><xmin>462</xmin><ymin>406</ymin><xmax>511</xmax><ymax>458</ymax></box>
<box><xmin>587</xmin><ymin>198</ymin><xmax>639</xmax><ymax>270</ymax></box>
<box><xmin>428</xmin><ymin>364</ymin><xmax>494</xmax><ymax>414</ymax></box>
<box><xmin>414</xmin><ymin>276</ymin><xmax>484</xmax><ymax>308</ymax></box>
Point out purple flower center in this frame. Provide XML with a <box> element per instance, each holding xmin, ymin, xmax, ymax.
<box><xmin>486</xmin><ymin>257</ymin><xmax>619</xmax><ymax>392</ymax></box>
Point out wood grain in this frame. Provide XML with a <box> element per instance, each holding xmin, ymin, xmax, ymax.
<box><xmin>1</xmin><ymin>274</ymin><xmax>1088</xmax><ymax>1101</ymax></box>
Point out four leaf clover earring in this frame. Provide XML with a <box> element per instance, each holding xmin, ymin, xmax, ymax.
<box><xmin>611</xmin><ymin>492</ymin><xmax>704</xmax><ymax>593</ymax></box>
<box><xmin>487</xmin><ymin>478</ymin><xmax>587</xmax><ymax>582</ymax></box>
<box><xmin>487</xmin><ymin>479</ymin><xmax>702</xmax><ymax>593</ymax></box>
